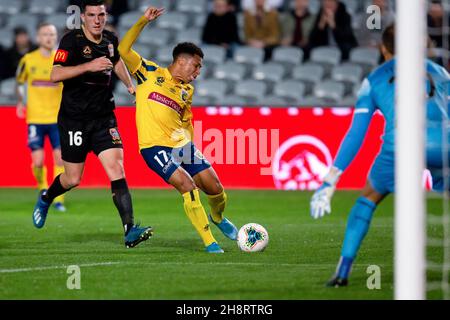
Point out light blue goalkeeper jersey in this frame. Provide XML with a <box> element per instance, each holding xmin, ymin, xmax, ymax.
<box><xmin>334</xmin><ymin>58</ymin><xmax>450</xmax><ymax>172</ymax></box>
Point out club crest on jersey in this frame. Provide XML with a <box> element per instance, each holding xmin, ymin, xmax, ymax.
<box><xmin>181</xmin><ymin>89</ymin><xmax>188</xmax><ymax>102</ymax></box>
<box><xmin>155</xmin><ymin>77</ymin><xmax>165</xmax><ymax>86</ymax></box>
<box><xmin>109</xmin><ymin>128</ymin><xmax>122</xmax><ymax>144</ymax></box>
<box><xmin>82</xmin><ymin>45</ymin><xmax>92</xmax><ymax>58</ymax></box>
<box><xmin>108</xmin><ymin>44</ymin><xmax>114</xmax><ymax>58</ymax></box>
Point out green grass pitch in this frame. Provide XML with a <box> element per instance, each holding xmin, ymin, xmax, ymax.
<box><xmin>0</xmin><ymin>188</ymin><xmax>445</xmax><ymax>299</ymax></box>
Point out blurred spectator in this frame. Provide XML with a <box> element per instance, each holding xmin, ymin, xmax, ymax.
<box><xmin>3</xmin><ymin>27</ymin><xmax>37</xmax><ymax>79</ymax></box>
<box><xmin>0</xmin><ymin>46</ymin><xmax>8</xmax><ymax>80</ymax></box>
<box><xmin>202</xmin><ymin>0</ymin><xmax>241</xmax><ymax>57</ymax></box>
<box><xmin>356</xmin><ymin>0</ymin><xmax>395</xmax><ymax>48</ymax></box>
<box><xmin>244</xmin><ymin>0</ymin><xmax>281</xmax><ymax>60</ymax></box>
<box><xmin>428</xmin><ymin>0</ymin><xmax>450</xmax><ymax>49</ymax></box>
<box><xmin>281</xmin><ymin>0</ymin><xmax>316</xmax><ymax>51</ymax></box>
<box><xmin>242</xmin><ymin>0</ymin><xmax>284</xmax><ymax>11</ymax></box>
<box><xmin>107</xmin><ymin>0</ymin><xmax>129</xmax><ymax>26</ymax></box>
<box><xmin>308</xmin><ymin>0</ymin><xmax>357</xmax><ymax>60</ymax></box>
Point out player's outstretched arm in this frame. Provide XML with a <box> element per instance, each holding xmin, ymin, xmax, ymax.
<box><xmin>310</xmin><ymin>89</ymin><xmax>374</xmax><ymax>219</ymax></box>
<box><xmin>118</xmin><ymin>6</ymin><xmax>164</xmax><ymax>74</ymax></box>
<box><xmin>51</xmin><ymin>57</ymin><xmax>113</xmax><ymax>82</ymax></box>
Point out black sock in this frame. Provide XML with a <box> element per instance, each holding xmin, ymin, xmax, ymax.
<box><xmin>111</xmin><ymin>178</ymin><xmax>134</xmax><ymax>235</ymax></box>
<box><xmin>42</xmin><ymin>174</ymin><xmax>71</xmax><ymax>204</ymax></box>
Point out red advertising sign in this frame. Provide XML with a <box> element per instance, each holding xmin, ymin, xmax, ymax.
<box><xmin>0</xmin><ymin>106</ymin><xmax>385</xmax><ymax>189</ymax></box>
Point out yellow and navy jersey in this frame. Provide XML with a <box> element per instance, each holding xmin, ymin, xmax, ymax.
<box><xmin>16</xmin><ymin>49</ymin><xmax>63</xmax><ymax>124</ymax></box>
<box><xmin>129</xmin><ymin>57</ymin><xmax>194</xmax><ymax>150</ymax></box>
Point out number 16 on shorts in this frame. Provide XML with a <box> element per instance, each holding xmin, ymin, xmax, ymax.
<box><xmin>69</xmin><ymin>131</ymin><xmax>82</xmax><ymax>146</ymax></box>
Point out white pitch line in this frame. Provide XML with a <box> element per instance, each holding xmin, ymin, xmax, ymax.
<box><xmin>0</xmin><ymin>261</ymin><xmax>385</xmax><ymax>274</ymax></box>
<box><xmin>0</xmin><ymin>262</ymin><xmax>120</xmax><ymax>273</ymax></box>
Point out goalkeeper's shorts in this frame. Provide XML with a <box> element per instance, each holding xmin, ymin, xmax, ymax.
<box><xmin>368</xmin><ymin>150</ymin><xmax>394</xmax><ymax>195</ymax></box>
<box><xmin>140</xmin><ymin>142</ymin><xmax>211</xmax><ymax>182</ymax></box>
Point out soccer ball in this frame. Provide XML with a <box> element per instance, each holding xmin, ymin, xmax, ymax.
<box><xmin>237</xmin><ymin>223</ymin><xmax>269</xmax><ymax>252</ymax></box>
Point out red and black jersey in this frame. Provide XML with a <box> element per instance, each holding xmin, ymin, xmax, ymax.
<box><xmin>53</xmin><ymin>28</ymin><xmax>120</xmax><ymax>120</ymax></box>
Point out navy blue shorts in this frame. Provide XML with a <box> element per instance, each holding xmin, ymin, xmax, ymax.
<box><xmin>27</xmin><ymin>124</ymin><xmax>60</xmax><ymax>151</ymax></box>
<box><xmin>140</xmin><ymin>142</ymin><xmax>211</xmax><ymax>182</ymax></box>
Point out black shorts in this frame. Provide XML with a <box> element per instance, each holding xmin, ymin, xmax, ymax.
<box><xmin>58</xmin><ymin>113</ymin><xmax>123</xmax><ymax>163</ymax></box>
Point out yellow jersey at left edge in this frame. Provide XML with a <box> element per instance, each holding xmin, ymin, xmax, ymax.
<box><xmin>16</xmin><ymin>49</ymin><xmax>63</xmax><ymax>124</ymax></box>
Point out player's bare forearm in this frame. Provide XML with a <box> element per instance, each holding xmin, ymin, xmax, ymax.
<box><xmin>50</xmin><ymin>64</ymin><xmax>89</xmax><ymax>82</ymax></box>
<box><xmin>15</xmin><ymin>83</ymin><xmax>25</xmax><ymax>104</ymax></box>
<box><xmin>114</xmin><ymin>58</ymin><xmax>135</xmax><ymax>93</ymax></box>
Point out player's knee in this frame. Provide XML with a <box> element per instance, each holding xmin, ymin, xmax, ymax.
<box><xmin>65</xmin><ymin>174</ymin><xmax>82</xmax><ymax>188</ymax></box>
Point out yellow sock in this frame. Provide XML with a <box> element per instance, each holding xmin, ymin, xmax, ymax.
<box><xmin>182</xmin><ymin>189</ymin><xmax>216</xmax><ymax>246</ymax></box>
<box><xmin>207</xmin><ymin>190</ymin><xmax>227</xmax><ymax>224</ymax></box>
<box><xmin>53</xmin><ymin>165</ymin><xmax>65</xmax><ymax>204</ymax></box>
<box><xmin>33</xmin><ymin>165</ymin><xmax>48</xmax><ymax>190</ymax></box>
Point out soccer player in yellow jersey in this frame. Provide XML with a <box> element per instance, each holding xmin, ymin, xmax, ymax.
<box><xmin>118</xmin><ymin>7</ymin><xmax>238</xmax><ymax>253</ymax></box>
<box><xmin>16</xmin><ymin>22</ymin><xmax>66</xmax><ymax>212</ymax></box>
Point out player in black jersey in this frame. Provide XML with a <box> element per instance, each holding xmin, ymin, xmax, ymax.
<box><xmin>32</xmin><ymin>0</ymin><xmax>153</xmax><ymax>248</ymax></box>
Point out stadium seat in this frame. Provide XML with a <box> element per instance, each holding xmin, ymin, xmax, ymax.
<box><xmin>257</xmin><ymin>95</ymin><xmax>288</xmax><ymax>107</ymax></box>
<box><xmin>196</xmin><ymin>79</ymin><xmax>228</xmax><ymax>101</ymax></box>
<box><xmin>234</xmin><ymin>79</ymin><xmax>267</xmax><ymax>104</ymax></box>
<box><xmin>272</xmin><ymin>46</ymin><xmax>304</xmax><ymax>68</ymax></box>
<box><xmin>175</xmin><ymin>0</ymin><xmax>206</xmax><ymax>14</ymax></box>
<box><xmin>194</xmin><ymin>64</ymin><xmax>211</xmax><ymax>80</ymax></box>
<box><xmin>114</xmin><ymin>93</ymin><xmax>135</xmax><ymax>106</ymax></box>
<box><xmin>308</xmin><ymin>0</ymin><xmax>320</xmax><ymax>15</ymax></box>
<box><xmin>201</xmin><ymin>45</ymin><xmax>227</xmax><ymax>66</ymax></box>
<box><xmin>300</xmin><ymin>95</ymin><xmax>326</xmax><ymax>106</ymax></box>
<box><xmin>154</xmin><ymin>46</ymin><xmax>174</xmax><ymax>66</ymax></box>
<box><xmin>138</xmin><ymin>0</ymin><xmax>173</xmax><ymax>12</ymax></box>
<box><xmin>44</xmin><ymin>13</ymin><xmax>69</xmax><ymax>33</ymax></box>
<box><xmin>5</xmin><ymin>13</ymin><xmax>39</xmax><ymax>39</ymax></box>
<box><xmin>192</xmin><ymin>94</ymin><xmax>214</xmax><ymax>106</ymax></box>
<box><xmin>313</xmin><ymin>80</ymin><xmax>346</xmax><ymax>104</ymax></box>
<box><xmin>331</xmin><ymin>63</ymin><xmax>364</xmax><ymax>93</ymax></box>
<box><xmin>340</xmin><ymin>95</ymin><xmax>357</xmax><ymax>106</ymax></box>
<box><xmin>213</xmin><ymin>61</ymin><xmax>247</xmax><ymax>82</ymax></box>
<box><xmin>0</xmin><ymin>0</ymin><xmax>23</xmax><ymax>14</ymax></box>
<box><xmin>291</xmin><ymin>63</ymin><xmax>325</xmax><ymax>94</ymax></box>
<box><xmin>0</xmin><ymin>78</ymin><xmax>16</xmax><ymax>97</ymax></box>
<box><xmin>341</xmin><ymin>0</ymin><xmax>361</xmax><ymax>15</ymax></box>
<box><xmin>252</xmin><ymin>62</ymin><xmax>286</xmax><ymax>85</ymax></box>
<box><xmin>174</xmin><ymin>28</ymin><xmax>202</xmax><ymax>46</ymax></box>
<box><xmin>28</xmin><ymin>0</ymin><xmax>61</xmax><ymax>15</ymax></box>
<box><xmin>118</xmin><ymin>11</ymin><xmax>144</xmax><ymax>29</ymax></box>
<box><xmin>349</xmin><ymin>47</ymin><xmax>381</xmax><ymax>72</ymax></box>
<box><xmin>130</xmin><ymin>43</ymin><xmax>153</xmax><ymax>60</ymax></box>
<box><xmin>219</xmin><ymin>95</ymin><xmax>248</xmax><ymax>106</ymax></box>
<box><xmin>0</xmin><ymin>29</ymin><xmax>13</xmax><ymax>48</ymax></box>
<box><xmin>273</xmin><ymin>80</ymin><xmax>306</xmax><ymax>105</ymax></box>
<box><xmin>156</xmin><ymin>12</ymin><xmax>188</xmax><ymax>31</ymax></box>
<box><xmin>136</xmin><ymin>28</ymin><xmax>171</xmax><ymax>48</ymax></box>
<box><xmin>310</xmin><ymin>46</ymin><xmax>342</xmax><ymax>75</ymax></box>
<box><xmin>233</xmin><ymin>46</ymin><xmax>265</xmax><ymax>66</ymax></box>
<box><xmin>0</xmin><ymin>95</ymin><xmax>16</xmax><ymax>105</ymax></box>
<box><xmin>193</xmin><ymin>13</ymin><xmax>207</xmax><ymax>28</ymax></box>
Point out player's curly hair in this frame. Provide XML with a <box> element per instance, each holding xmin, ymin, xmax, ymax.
<box><xmin>172</xmin><ymin>42</ymin><xmax>204</xmax><ymax>61</ymax></box>
<box><xmin>81</xmin><ymin>0</ymin><xmax>105</xmax><ymax>12</ymax></box>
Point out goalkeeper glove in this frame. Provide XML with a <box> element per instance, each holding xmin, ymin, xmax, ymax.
<box><xmin>310</xmin><ymin>166</ymin><xmax>343</xmax><ymax>219</ymax></box>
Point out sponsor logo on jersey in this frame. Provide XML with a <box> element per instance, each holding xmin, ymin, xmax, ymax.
<box><xmin>54</xmin><ymin>49</ymin><xmax>68</xmax><ymax>63</ymax></box>
<box><xmin>148</xmin><ymin>92</ymin><xmax>182</xmax><ymax>115</ymax></box>
<box><xmin>109</xmin><ymin>128</ymin><xmax>122</xmax><ymax>144</ymax></box>
<box><xmin>31</xmin><ymin>80</ymin><xmax>59</xmax><ymax>87</ymax></box>
<box><xmin>108</xmin><ymin>43</ymin><xmax>114</xmax><ymax>58</ymax></box>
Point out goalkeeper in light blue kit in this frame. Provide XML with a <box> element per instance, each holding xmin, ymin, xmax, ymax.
<box><xmin>310</xmin><ymin>25</ymin><xmax>450</xmax><ymax>287</ymax></box>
